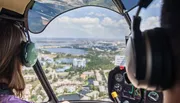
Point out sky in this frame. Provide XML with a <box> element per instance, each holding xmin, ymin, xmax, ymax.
<box><xmin>30</xmin><ymin>0</ymin><xmax>161</xmax><ymax>40</ymax></box>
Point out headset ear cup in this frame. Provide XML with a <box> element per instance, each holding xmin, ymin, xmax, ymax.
<box><xmin>21</xmin><ymin>42</ymin><xmax>38</xmax><ymax>67</ymax></box>
<box><xmin>143</xmin><ymin>28</ymin><xmax>173</xmax><ymax>90</ymax></box>
<box><xmin>126</xmin><ymin>28</ymin><xmax>173</xmax><ymax>91</ymax></box>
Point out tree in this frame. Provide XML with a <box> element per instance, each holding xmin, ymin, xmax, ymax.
<box><xmin>77</xmin><ymin>77</ymin><xmax>83</xmax><ymax>82</ymax></box>
<box><xmin>46</xmin><ymin>63</ymin><xmax>51</xmax><ymax>68</ymax></box>
<box><xmin>45</xmin><ymin>69</ymin><xmax>49</xmax><ymax>73</ymax></box>
<box><xmin>99</xmin><ymin>92</ymin><xmax>105</xmax><ymax>97</ymax></box>
<box><xmin>53</xmin><ymin>77</ymin><xmax>58</xmax><ymax>82</ymax></box>
<box><xmin>31</xmin><ymin>95</ymin><xmax>38</xmax><ymax>101</ymax></box>
<box><xmin>90</xmin><ymin>85</ymin><xmax>93</xmax><ymax>90</ymax></box>
<box><xmin>29</xmin><ymin>69</ymin><xmax>34</xmax><ymax>74</ymax></box>
<box><xmin>93</xmin><ymin>86</ymin><xmax>98</xmax><ymax>91</ymax></box>
<box><xmin>64</xmin><ymin>88</ymin><xmax>68</xmax><ymax>93</ymax></box>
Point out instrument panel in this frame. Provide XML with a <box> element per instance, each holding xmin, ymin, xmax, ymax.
<box><xmin>108</xmin><ymin>66</ymin><xmax>163</xmax><ymax>103</ymax></box>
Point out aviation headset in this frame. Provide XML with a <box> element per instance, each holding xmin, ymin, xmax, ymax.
<box><xmin>0</xmin><ymin>20</ymin><xmax>38</xmax><ymax>67</ymax></box>
<box><xmin>125</xmin><ymin>0</ymin><xmax>174</xmax><ymax>91</ymax></box>
<box><xmin>20</xmin><ymin>26</ymin><xmax>38</xmax><ymax>67</ymax></box>
<box><xmin>0</xmin><ymin>0</ymin><xmax>38</xmax><ymax>67</ymax></box>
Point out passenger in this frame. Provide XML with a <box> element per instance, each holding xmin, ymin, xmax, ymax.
<box><xmin>0</xmin><ymin>20</ymin><xmax>32</xmax><ymax>103</ymax></box>
<box><xmin>161</xmin><ymin>0</ymin><xmax>180</xmax><ymax>103</ymax></box>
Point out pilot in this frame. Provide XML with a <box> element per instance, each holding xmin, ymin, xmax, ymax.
<box><xmin>125</xmin><ymin>0</ymin><xmax>180</xmax><ymax>103</ymax></box>
<box><xmin>0</xmin><ymin>20</ymin><xmax>32</xmax><ymax>102</ymax></box>
<box><xmin>161</xmin><ymin>0</ymin><xmax>180</xmax><ymax>103</ymax></box>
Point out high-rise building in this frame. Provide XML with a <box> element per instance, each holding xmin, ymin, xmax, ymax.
<box><xmin>73</xmin><ymin>58</ymin><xmax>86</xmax><ymax>68</ymax></box>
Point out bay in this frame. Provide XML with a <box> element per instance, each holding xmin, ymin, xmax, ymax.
<box><xmin>44</xmin><ymin>48</ymin><xmax>87</xmax><ymax>55</ymax></box>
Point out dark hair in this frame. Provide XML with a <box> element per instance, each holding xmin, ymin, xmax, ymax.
<box><xmin>161</xmin><ymin>0</ymin><xmax>180</xmax><ymax>83</ymax></box>
<box><xmin>0</xmin><ymin>20</ymin><xmax>25</xmax><ymax>97</ymax></box>
<box><xmin>161</xmin><ymin>0</ymin><xmax>180</xmax><ymax>30</ymax></box>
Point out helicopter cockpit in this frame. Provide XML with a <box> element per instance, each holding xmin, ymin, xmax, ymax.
<box><xmin>0</xmin><ymin>0</ymin><xmax>163</xmax><ymax>103</ymax></box>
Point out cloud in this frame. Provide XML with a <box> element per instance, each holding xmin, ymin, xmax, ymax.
<box><xmin>141</xmin><ymin>16</ymin><xmax>160</xmax><ymax>31</ymax></box>
<box><xmin>58</xmin><ymin>16</ymin><xmax>100</xmax><ymax>25</ymax></box>
<box><xmin>32</xmin><ymin>15</ymin><xmax>130</xmax><ymax>39</ymax></box>
<box><xmin>101</xmin><ymin>17</ymin><xmax>117</xmax><ymax>27</ymax></box>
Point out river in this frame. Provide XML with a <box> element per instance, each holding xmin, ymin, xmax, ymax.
<box><xmin>43</xmin><ymin>48</ymin><xmax>87</xmax><ymax>55</ymax></box>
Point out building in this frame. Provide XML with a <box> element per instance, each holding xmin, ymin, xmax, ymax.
<box><xmin>67</xmin><ymin>86</ymin><xmax>76</xmax><ymax>93</ymax></box>
<box><xmin>114</xmin><ymin>55</ymin><xmax>125</xmax><ymax>66</ymax></box>
<box><xmin>93</xmin><ymin>81</ymin><xmax>99</xmax><ymax>86</ymax></box>
<box><xmin>23</xmin><ymin>84</ymin><xmax>32</xmax><ymax>101</ymax></box>
<box><xmin>73</xmin><ymin>58</ymin><xmax>86</xmax><ymax>68</ymax></box>
<box><xmin>24</xmin><ymin>75</ymin><xmax>37</xmax><ymax>81</ymax></box>
<box><xmin>80</xmin><ymin>74</ymin><xmax>87</xmax><ymax>79</ymax></box>
<box><xmin>95</xmin><ymin>71</ymin><xmax>102</xmax><ymax>81</ymax></box>
<box><xmin>99</xmin><ymin>86</ymin><xmax>106</xmax><ymax>92</ymax></box>
<box><xmin>82</xmin><ymin>71</ymin><xmax>94</xmax><ymax>77</ymax></box>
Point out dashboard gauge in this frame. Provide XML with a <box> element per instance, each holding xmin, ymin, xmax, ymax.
<box><xmin>114</xmin><ymin>83</ymin><xmax>122</xmax><ymax>92</ymax></box>
<box><xmin>123</xmin><ymin>100</ymin><xmax>129</xmax><ymax>103</ymax></box>
<box><xmin>115</xmin><ymin>73</ymin><xmax>123</xmax><ymax>82</ymax></box>
<box><xmin>148</xmin><ymin>92</ymin><xmax>159</xmax><ymax>102</ymax></box>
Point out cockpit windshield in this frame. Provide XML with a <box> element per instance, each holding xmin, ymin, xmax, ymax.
<box><xmin>30</xmin><ymin>6</ymin><xmax>129</xmax><ymax>102</ymax></box>
<box><xmin>23</xmin><ymin>0</ymin><xmax>162</xmax><ymax>102</ymax></box>
<box><xmin>28</xmin><ymin>0</ymin><xmax>119</xmax><ymax>33</ymax></box>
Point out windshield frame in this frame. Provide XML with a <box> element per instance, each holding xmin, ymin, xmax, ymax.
<box><xmin>28</xmin><ymin>4</ymin><xmax>130</xmax><ymax>34</ymax></box>
<box><xmin>30</xmin><ymin>2</ymin><xmax>132</xmax><ymax>103</ymax></box>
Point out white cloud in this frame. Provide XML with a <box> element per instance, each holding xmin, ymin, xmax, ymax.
<box><xmin>141</xmin><ymin>16</ymin><xmax>160</xmax><ymax>31</ymax></box>
<box><xmin>95</xmin><ymin>13</ymin><xmax>106</xmax><ymax>17</ymax></box>
<box><xmin>32</xmin><ymin>16</ymin><xmax>130</xmax><ymax>39</ymax></box>
<box><xmin>101</xmin><ymin>17</ymin><xmax>118</xmax><ymax>27</ymax></box>
<box><xmin>58</xmin><ymin>16</ymin><xmax>100</xmax><ymax>25</ymax></box>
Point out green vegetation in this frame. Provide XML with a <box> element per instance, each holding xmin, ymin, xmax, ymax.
<box><xmin>31</xmin><ymin>95</ymin><xmax>38</xmax><ymax>101</ymax></box>
<box><xmin>90</xmin><ymin>85</ymin><xmax>99</xmax><ymax>91</ymax></box>
<box><xmin>54</xmin><ymin>64</ymin><xmax>64</xmax><ymax>69</ymax></box>
<box><xmin>53</xmin><ymin>77</ymin><xmax>58</xmax><ymax>82</ymax></box>
<box><xmin>105</xmin><ymin>72</ymin><xmax>109</xmax><ymax>78</ymax></box>
<box><xmin>63</xmin><ymin>88</ymin><xmax>68</xmax><ymax>94</ymax></box>
<box><xmin>45</xmin><ymin>69</ymin><xmax>50</xmax><ymax>73</ymax></box>
<box><xmin>89</xmin><ymin>76</ymin><xmax>95</xmax><ymax>80</ymax></box>
<box><xmin>85</xmin><ymin>55</ymin><xmax>114</xmax><ymax>70</ymax></box>
<box><xmin>99</xmin><ymin>92</ymin><xmax>106</xmax><ymax>97</ymax></box>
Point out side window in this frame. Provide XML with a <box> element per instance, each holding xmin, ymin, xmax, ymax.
<box><xmin>129</xmin><ymin>0</ymin><xmax>162</xmax><ymax>31</ymax></box>
<box><xmin>22</xmin><ymin>67</ymin><xmax>49</xmax><ymax>102</ymax></box>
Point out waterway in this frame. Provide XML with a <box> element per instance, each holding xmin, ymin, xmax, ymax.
<box><xmin>44</xmin><ymin>48</ymin><xmax>87</xmax><ymax>55</ymax></box>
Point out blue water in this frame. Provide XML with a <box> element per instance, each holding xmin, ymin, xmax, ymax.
<box><xmin>44</xmin><ymin>48</ymin><xmax>87</xmax><ymax>55</ymax></box>
<box><xmin>88</xmin><ymin>78</ymin><xmax>94</xmax><ymax>85</ymax></box>
<box><xmin>56</xmin><ymin>66</ymin><xmax>71</xmax><ymax>72</ymax></box>
<box><xmin>56</xmin><ymin>58</ymin><xmax>73</xmax><ymax>64</ymax></box>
